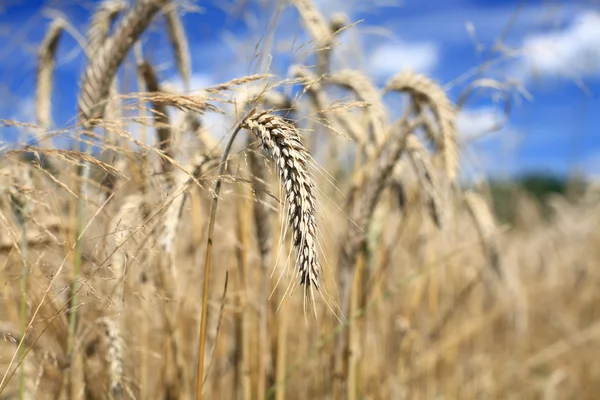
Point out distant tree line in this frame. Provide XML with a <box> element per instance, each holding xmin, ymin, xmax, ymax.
<box><xmin>487</xmin><ymin>172</ymin><xmax>587</xmax><ymax>224</ymax></box>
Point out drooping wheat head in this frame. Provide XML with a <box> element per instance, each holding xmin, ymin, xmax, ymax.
<box><xmin>464</xmin><ymin>190</ymin><xmax>502</xmax><ymax>278</ymax></box>
<box><xmin>78</xmin><ymin>0</ymin><xmax>169</xmax><ymax>124</ymax></box>
<box><xmin>138</xmin><ymin>60</ymin><xmax>173</xmax><ymax>173</ymax></box>
<box><xmin>102</xmin><ymin>318</ymin><xmax>125</xmax><ymax>398</ymax></box>
<box><xmin>241</xmin><ymin>111</ymin><xmax>320</xmax><ymax>304</ymax></box>
<box><xmin>406</xmin><ymin>135</ymin><xmax>444</xmax><ymax>228</ymax></box>
<box><xmin>87</xmin><ymin>0</ymin><xmax>127</xmax><ymax>55</ymax></box>
<box><xmin>291</xmin><ymin>0</ymin><xmax>334</xmax><ymax>74</ymax></box>
<box><xmin>385</xmin><ymin>71</ymin><xmax>459</xmax><ymax>181</ymax></box>
<box><xmin>326</xmin><ymin>69</ymin><xmax>387</xmax><ymax>145</ymax></box>
<box><xmin>164</xmin><ymin>2</ymin><xmax>191</xmax><ymax>90</ymax></box>
<box><xmin>36</xmin><ymin>19</ymin><xmax>64</xmax><ymax>138</ymax></box>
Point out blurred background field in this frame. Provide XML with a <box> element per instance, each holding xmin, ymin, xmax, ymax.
<box><xmin>1</xmin><ymin>0</ymin><xmax>600</xmax><ymax>399</ymax></box>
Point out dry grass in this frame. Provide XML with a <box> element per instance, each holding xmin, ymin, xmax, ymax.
<box><xmin>1</xmin><ymin>1</ymin><xmax>600</xmax><ymax>399</ymax></box>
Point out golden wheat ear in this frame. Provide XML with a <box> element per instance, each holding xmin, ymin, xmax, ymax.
<box><xmin>464</xmin><ymin>190</ymin><xmax>503</xmax><ymax>278</ymax></box>
<box><xmin>36</xmin><ymin>19</ymin><xmax>64</xmax><ymax>138</ymax></box>
<box><xmin>78</xmin><ymin>0</ymin><xmax>169</xmax><ymax>124</ymax></box>
<box><xmin>326</xmin><ymin>70</ymin><xmax>387</xmax><ymax>146</ymax></box>
<box><xmin>385</xmin><ymin>71</ymin><xmax>459</xmax><ymax>182</ymax></box>
<box><xmin>164</xmin><ymin>2</ymin><xmax>191</xmax><ymax>90</ymax></box>
<box><xmin>241</xmin><ymin>111</ymin><xmax>321</xmax><ymax>299</ymax></box>
<box><xmin>87</xmin><ymin>0</ymin><xmax>127</xmax><ymax>55</ymax></box>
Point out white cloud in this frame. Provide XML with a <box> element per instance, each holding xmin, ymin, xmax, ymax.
<box><xmin>164</xmin><ymin>72</ymin><xmax>216</xmax><ymax>94</ymax></box>
<box><xmin>516</xmin><ymin>11</ymin><xmax>600</xmax><ymax>81</ymax></box>
<box><xmin>457</xmin><ymin>107</ymin><xmax>522</xmax><ymax>179</ymax></box>
<box><xmin>457</xmin><ymin>107</ymin><xmax>506</xmax><ymax>142</ymax></box>
<box><xmin>367</xmin><ymin>41</ymin><xmax>439</xmax><ymax>80</ymax></box>
<box><xmin>314</xmin><ymin>0</ymin><xmax>404</xmax><ymax>18</ymax></box>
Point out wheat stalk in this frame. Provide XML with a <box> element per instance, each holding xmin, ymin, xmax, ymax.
<box><xmin>385</xmin><ymin>71</ymin><xmax>459</xmax><ymax>181</ymax></box>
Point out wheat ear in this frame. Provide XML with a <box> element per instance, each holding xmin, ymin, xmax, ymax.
<box><xmin>138</xmin><ymin>60</ymin><xmax>173</xmax><ymax>174</ymax></box>
<box><xmin>326</xmin><ymin>70</ymin><xmax>387</xmax><ymax>145</ymax></box>
<box><xmin>101</xmin><ymin>318</ymin><xmax>125</xmax><ymax>399</ymax></box>
<box><xmin>87</xmin><ymin>0</ymin><xmax>127</xmax><ymax>168</ymax></box>
<box><xmin>241</xmin><ymin>111</ymin><xmax>321</xmax><ymax>300</ymax></box>
<box><xmin>36</xmin><ymin>19</ymin><xmax>64</xmax><ymax>136</ymax></box>
<box><xmin>464</xmin><ymin>191</ymin><xmax>502</xmax><ymax>278</ymax></box>
<box><xmin>406</xmin><ymin>135</ymin><xmax>443</xmax><ymax>228</ymax></box>
<box><xmin>235</xmin><ymin>90</ymin><xmax>294</xmax><ymax>264</ymax></box>
<box><xmin>87</xmin><ymin>0</ymin><xmax>127</xmax><ymax>55</ymax></box>
<box><xmin>164</xmin><ymin>2</ymin><xmax>191</xmax><ymax>90</ymax></box>
<box><xmin>78</xmin><ymin>0</ymin><xmax>169</xmax><ymax>123</ymax></box>
<box><xmin>385</xmin><ymin>71</ymin><xmax>459</xmax><ymax>181</ymax></box>
<box><xmin>291</xmin><ymin>0</ymin><xmax>334</xmax><ymax>75</ymax></box>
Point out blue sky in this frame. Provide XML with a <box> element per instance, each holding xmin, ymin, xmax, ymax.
<box><xmin>1</xmin><ymin>0</ymin><xmax>599</xmax><ymax>180</ymax></box>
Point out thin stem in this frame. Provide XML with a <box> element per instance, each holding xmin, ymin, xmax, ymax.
<box><xmin>18</xmin><ymin>214</ymin><xmax>27</xmax><ymax>400</ymax></box>
<box><xmin>67</xmin><ymin>210</ymin><xmax>83</xmax><ymax>355</ymax></box>
<box><xmin>196</xmin><ymin>111</ymin><xmax>253</xmax><ymax>400</ymax></box>
<box><xmin>68</xmin><ymin>138</ymin><xmax>89</xmax><ymax>356</ymax></box>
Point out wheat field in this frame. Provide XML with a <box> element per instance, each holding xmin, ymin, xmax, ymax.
<box><xmin>1</xmin><ymin>0</ymin><xmax>600</xmax><ymax>399</ymax></box>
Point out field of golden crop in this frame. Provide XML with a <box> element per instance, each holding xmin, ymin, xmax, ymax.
<box><xmin>1</xmin><ymin>1</ymin><xmax>600</xmax><ymax>399</ymax></box>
